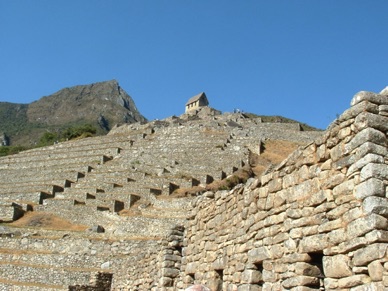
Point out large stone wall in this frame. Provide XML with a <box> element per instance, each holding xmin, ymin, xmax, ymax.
<box><xmin>178</xmin><ymin>90</ymin><xmax>388</xmax><ymax>290</ymax></box>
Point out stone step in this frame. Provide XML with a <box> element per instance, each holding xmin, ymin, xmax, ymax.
<box><xmin>1</xmin><ymin>147</ymin><xmax>120</xmax><ymax>164</ymax></box>
<box><xmin>0</xmin><ymin>154</ymin><xmax>110</xmax><ymax>170</ymax></box>
<box><xmin>0</xmin><ymin>191</ymin><xmax>53</xmax><ymax>205</ymax></box>
<box><xmin>0</xmin><ymin>184</ymin><xmax>63</xmax><ymax>196</ymax></box>
<box><xmin>40</xmin><ymin>197</ymin><xmax>123</xmax><ymax>214</ymax></box>
<box><xmin>0</xmin><ymin>170</ymin><xmax>84</xmax><ymax>185</ymax></box>
<box><xmin>0</xmin><ymin>179</ymin><xmax>73</xmax><ymax>191</ymax></box>
<box><xmin>0</xmin><ymin>202</ymin><xmax>25</xmax><ymax>222</ymax></box>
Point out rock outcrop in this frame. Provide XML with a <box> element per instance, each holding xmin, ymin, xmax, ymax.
<box><xmin>0</xmin><ymin>80</ymin><xmax>146</xmax><ymax>146</ymax></box>
<box><xmin>27</xmin><ymin>79</ymin><xmax>146</xmax><ymax>126</ymax></box>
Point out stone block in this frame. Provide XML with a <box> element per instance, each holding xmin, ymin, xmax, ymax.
<box><xmin>353</xmin><ymin>243</ymin><xmax>388</xmax><ymax>266</ymax></box>
<box><xmin>162</xmin><ymin>267</ymin><xmax>179</xmax><ymax>278</ymax></box>
<box><xmin>186</xmin><ymin>262</ymin><xmax>199</xmax><ymax>275</ymax></box>
<box><xmin>354</xmin><ymin>111</ymin><xmax>388</xmax><ymax>132</ymax></box>
<box><xmin>356</xmin><ymin>141</ymin><xmax>388</xmax><ymax>160</ymax></box>
<box><xmin>323</xmin><ymin>278</ymin><xmax>338</xmax><ymax>289</ymax></box>
<box><xmin>294</xmin><ymin>262</ymin><xmax>322</xmax><ymax>277</ymax></box>
<box><xmin>368</xmin><ymin>260</ymin><xmax>384</xmax><ymax>281</ymax></box>
<box><xmin>321</xmin><ymin>173</ymin><xmax>346</xmax><ymax>190</ymax></box>
<box><xmin>281</xmin><ymin>276</ymin><xmax>319</xmax><ymax>288</ymax></box>
<box><xmin>247</xmin><ymin>246</ymin><xmax>271</xmax><ymax>263</ymax></box>
<box><xmin>347</xmin><ymin>153</ymin><xmax>385</xmax><ymax>176</ymax></box>
<box><xmin>330</xmin><ymin>144</ymin><xmax>349</xmax><ymax>163</ymax></box>
<box><xmin>343</xmin><ymin>98</ymin><xmax>379</xmax><ymax>118</ymax></box>
<box><xmin>351</xmin><ymin>282</ymin><xmax>386</xmax><ymax>291</ymax></box>
<box><xmin>346</xmin><ymin>128</ymin><xmax>386</xmax><ymax>154</ymax></box>
<box><xmin>318</xmin><ymin>218</ymin><xmax>343</xmax><ymax>233</ymax></box>
<box><xmin>362</xmin><ymin>196</ymin><xmax>388</xmax><ymax>217</ymax></box>
<box><xmin>337</xmin><ymin>274</ymin><xmax>371</xmax><ymax>288</ymax></box>
<box><xmin>299</xmin><ymin>234</ymin><xmax>330</xmax><ymax>253</ymax></box>
<box><xmin>354</xmin><ymin>178</ymin><xmax>386</xmax><ymax>200</ymax></box>
<box><xmin>280</xmin><ymin>253</ymin><xmax>311</xmax><ymax>264</ymax></box>
<box><xmin>287</xmin><ymin>179</ymin><xmax>319</xmax><ymax>203</ymax></box>
<box><xmin>327</xmin><ymin>228</ymin><xmax>347</xmax><ymax>245</ymax></box>
<box><xmin>304</xmin><ymin>190</ymin><xmax>332</xmax><ymax>207</ymax></box>
<box><xmin>326</xmin><ymin>203</ymin><xmax>350</xmax><ymax>220</ymax></box>
<box><xmin>332</xmin><ymin>179</ymin><xmax>355</xmax><ymax>197</ymax></box>
<box><xmin>262</xmin><ymin>269</ymin><xmax>278</xmax><ymax>283</ymax></box>
<box><xmin>360</xmin><ymin>163</ymin><xmax>388</xmax><ymax>182</ymax></box>
<box><xmin>322</xmin><ymin>255</ymin><xmax>352</xmax><ymax>278</ymax></box>
<box><xmin>351</xmin><ymin>91</ymin><xmax>388</xmax><ymax>106</ymax></box>
<box><xmin>346</xmin><ymin>214</ymin><xmax>388</xmax><ymax>240</ymax></box>
<box><xmin>365</xmin><ymin>230</ymin><xmax>388</xmax><ymax>243</ymax></box>
<box><xmin>240</xmin><ymin>269</ymin><xmax>262</xmax><ymax>284</ymax></box>
<box><xmin>342</xmin><ymin>207</ymin><xmax>363</xmax><ymax>224</ymax></box>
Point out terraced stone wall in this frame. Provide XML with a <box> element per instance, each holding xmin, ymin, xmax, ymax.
<box><xmin>0</xmin><ymin>232</ymin><xmax>164</xmax><ymax>290</ymax></box>
<box><xmin>180</xmin><ymin>90</ymin><xmax>388</xmax><ymax>290</ymax></box>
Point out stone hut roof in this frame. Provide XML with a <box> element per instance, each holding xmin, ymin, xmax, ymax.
<box><xmin>186</xmin><ymin>92</ymin><xmax>208</xmax><ymax>106</ymax></box>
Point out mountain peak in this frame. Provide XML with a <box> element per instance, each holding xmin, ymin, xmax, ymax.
<box><xmin>0</xmin><ymin>81</ymin><xmax>147</xmax><ymax>146</ymax></box>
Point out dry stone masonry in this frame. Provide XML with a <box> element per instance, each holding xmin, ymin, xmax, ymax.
<box><xmin>179</xmin><ymin>89</ymin><xmax>388</xmax><ymax>291</ymax></box>
<box><xmin>0</xmin><ymin>88</ymin><xmax>386</xmax><ymax>290</ymax></box>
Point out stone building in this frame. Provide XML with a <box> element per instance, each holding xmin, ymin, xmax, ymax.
<box><xmin>185</xmin><ymin>92</ymin><xmax>209</xmax><ymax>113</ymax></box>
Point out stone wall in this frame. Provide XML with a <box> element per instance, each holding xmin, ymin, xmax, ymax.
<box><xmin>0</xmin><ymin>230</ymin><xmax>164</xmax><ymax>290</ymax></box>
<box><xmin>179</xmin><ymin>90</ymin><xmax>388</xmax><ymax>290</ymax></box>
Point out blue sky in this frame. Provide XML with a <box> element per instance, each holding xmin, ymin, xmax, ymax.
<box><xmin>1</xmin><ymin>1</ymin><xmax>387</xmax><ymax>129</ymax></box>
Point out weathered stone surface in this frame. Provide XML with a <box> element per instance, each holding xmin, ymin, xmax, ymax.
<box><xmin>346</xmin><ymin>128</ymin><xmax>387</xmax><ymax>153</ymax></box>
<box><xmin>282</xmin><ymin>276</ymin><xmax>319</xmax><ymax>288</ymax></box>
<box><xmin>362</xmin><ymin>196</ymin><xmax>388</xmax><ymax>217</ymax></box>
<box><xmin>294</xmin><ymin>262</ymin><xmax>321</xmax><ymax>277</ymax></box>
<box><xmin>353</xmin><ymin>243</ymin><xmax>388</xmax><ymax>266</ymax></box>
<box><xmin>248</xmin><ymin>247</ymin><xmax>271</xmax><ymax>263</ymax></box>
<box><xmin>354</xmin><ymin>178</ymin><xmax>386</xmax><ymax>200</ymax></box>
<box><xmin>347</xmin><ymin>153</ymin><xmax>385</xmax><ymax>176</ymax></box>
<box><xmin>351</xmin><ymin>90</ymin><xmax>388</xmax><ymax>106</ymax></box>
<box><xmin>347</xmin><ymin>214</ymin><xmax>388</xmax><ymax>240</ymax></box>
<box><xmin>360</xmin><ymin>163</ymin><xmax>388</xmax><ymax>182</ymax></box>
<box><xmin>241</xmin><ymin>269</ymin><xmax>262</xmax><ymax>284</ymax></box>
<box><xmin>368</xmin><ymin>260</ymin><xmax>384</xmax><ymax>281</ymax></box>
<box><xmin>322</xmin><ymin>255</ymin><xmax>352</xmax><ymax>278</ymax></box>
<box><xmin>351</xmin><ymin>282</ymin><xmax>386</xmax><ymax>291</ymax></box>
<box><xmin>299</xmin><ymin>234</ymin><xmax>330</xmax><ymax>253</ymax></box>
<box><xmin>365</xmin><ymin>230</ymin><xmax>388</xmax><ymax>244</ymax></box>
<box><xmin>354</xmin><ymin>111</ymin><xmax>388</xmax><ymax>132</ymax></box>
<box><xmin>337</xmin><ymin>274</ymin><xmax>371</xmax><ymax>288</ymax></box>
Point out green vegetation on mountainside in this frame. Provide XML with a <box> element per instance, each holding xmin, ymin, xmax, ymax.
<box><xmin>0</xmin><ymin>102</ymin><xmax>29</xmax><ymax>135</ymax></box>
<box><xmin>37</xmin><ymin>124</ymin><xmax>97</xmax><ymax>147</ymax></box>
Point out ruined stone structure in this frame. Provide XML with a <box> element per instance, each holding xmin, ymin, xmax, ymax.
<box><xmin>185</xmin><ymin>92</ymin><xmax>209</xmax><ymax>113</ymax></box>
<box><xmin>0</xmin><ymin>88</ymin><xmax>386</xmax><ymax>290</ymax></box>
<box><xmin>176</xmin><ymin>90</ymin><xmax>388</xmax><ymax>291</ymax></box>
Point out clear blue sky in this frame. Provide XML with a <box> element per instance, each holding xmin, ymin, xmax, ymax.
<box><xmin>1</xmin><ymin>1</ymin><xmax>387</xmax><ymax>129</ymax></box>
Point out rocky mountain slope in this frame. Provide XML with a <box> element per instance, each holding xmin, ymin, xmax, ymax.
<box><xmin>0</xmin><ymin>80</ymin><xmax>146</xmax><ymax>146</ymax></box>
